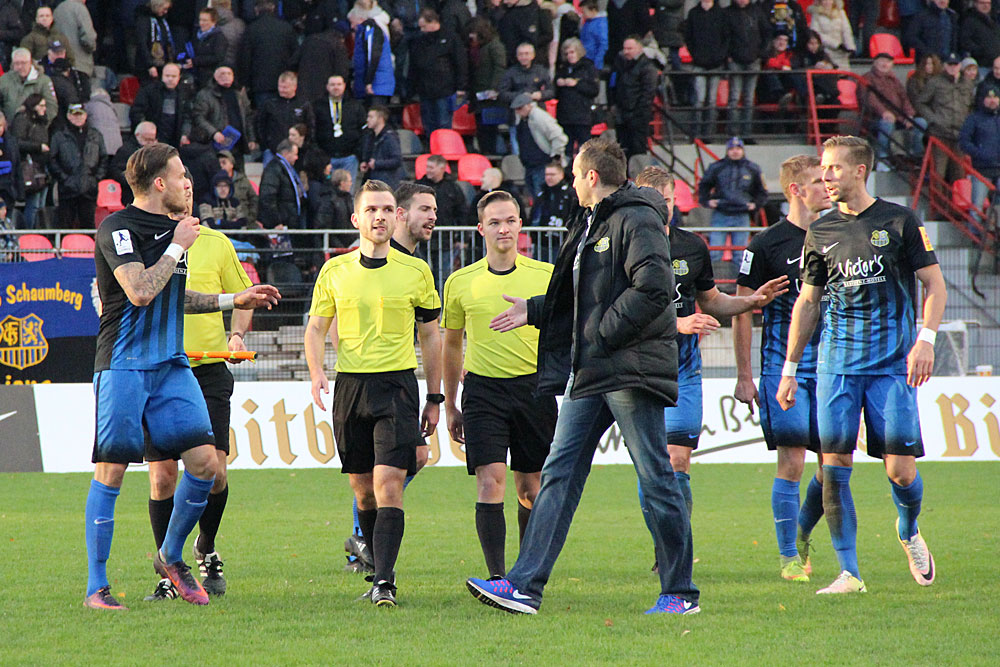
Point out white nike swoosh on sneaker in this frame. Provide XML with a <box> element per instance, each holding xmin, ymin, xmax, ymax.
<box><xmin>155</xmin><ymin>231</ymin><xmax>172</xmax><ymax>240</ymax></box>
<box><xmin>0</xmin><ymin>410</ymin><xmax>16</xmax><ymax>423</ymax></box>
<box><xmin>511</xmin><ymin>590</ymin><xmax>533</xmax><ymax>600</ymax></box>
<box><xmin>822</xmin><ymin>242</ymin><xmax>840</xmax><ymax>253</ymax></box>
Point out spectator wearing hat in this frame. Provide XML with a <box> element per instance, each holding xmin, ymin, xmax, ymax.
<box><xmin>0</xmin><ymin>48</ymin><xmax>58</xmax><ymax>126</ymax></box>
<box><xmin>53</xmin><ymin>0</ymin><xmax>97</xmax><ymax>77</ymax></box>
<box><xmin>862</xmin><ymin>51</ymin><xmax>928</xmax><ymax>167</ymax></box>
<box><xmin>11</xmin><ymin>93</ymin><xmax>50</xmax><ymax>228</ymax></box>
<box><xmin>129</xmin><ymin>62</ymin><xmax>194</xmax><ymax>148</ymax></box>
<box><xmin>905</xmin><ymin>0</ymin><xmax>957</xmax><ymax>63</ymax></box>
<box><xmin>86</xmin><ymin>88</ymin><xmax>123</xmax><ymax>156</ymax></box>
<box><xmin>697</xmin><ymin>136</ymin><xmax>766</xmax><ymax>273</ymax></box>
<box><xmin>0</xmin><ymin>110</ymin><xmax>23</xmax><ymax>218</ymax></box>
<box><xmin>959</xmin><ymin>0</ymin><xmax>1000</xmax><ymax>76</ymax></box>
<box><xmin>48</xmin><ymin>103</ymin><xmax>107</xmax><ymax>229</ymax></box>
<box><xmin>510</xmin><ymin>92</ymin><xmax>568</xmax><ymax>195</ymax></box>
<box><xmin>21</xmin><ymin>5</ymin><xmax>72</xmax><ymax>65</ymax></box>
<box><xmin>199</xmin><ymin>170</ymin><xmax>250</xmax><ymax>230</ymax></box>
<box><xmin>48</xmin><ymin>50</ymin><xmax>91</xmax><ymax>128</ymax></box>
<box><xmin>959</xmin><ymin>89</ymin><xmax>1000</xmax><ymax>217</ymax></box>
<box><xmin>961</xmin><ymin>56</ymin><xmax>980</xmax><ymax>84</ymax></box>
<box><xmin>915</xmin><ymin>51</ymin><xmax>974</xmax><ymax>182</ymax></box>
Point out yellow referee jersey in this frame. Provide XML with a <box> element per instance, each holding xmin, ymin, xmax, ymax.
<box><xmin>309</xmin><ymin>248</ymin><xmax>441</xmax><ymax>373</ymax></box>
<box><xmin>183</xmin><ymin>227</ymin><xmax>254</xmax><ymax>367</ymax></box>
<box><xmin>442</xmin><ymin>254</ymin><xmax>553</xmax><ymax>378</ymax></box>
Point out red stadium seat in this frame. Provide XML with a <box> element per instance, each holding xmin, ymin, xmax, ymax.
<box><xmin>457</xmin><ymin>154</ymin><xmax>492</xmax><ymax>186</ymax></box>
<box><xmin>250</xmin><ymin>179</ymin><xmax>260</xmax><ymax>195</ymax></box>
<box><xmin>403</xmin><ymin>103</ymin><xmax>424</xmax><ymax>136</ymax></box>
<box><xmin>837</xmin><ymin>78</ymin><xmax>859</xmax><ymax>109</ymax></box>
<box><xmin>673</xmin><ymin>178</ymin><xmax>697</xmax><ymax>213</ymax></box>
<box><xmin>678</xmin><ymin>45</ymin><xmax>692</xmax><ymax>64</ymax></box>
<box><xmin>241</xmin><ymin>261</ymin><xmax>260</xmax><ymax>284</ymax></box>
<box><xmin>952</xmin><ymin>179</ymin><xmax>973</xmax><ymax>210</ymax></box>
<box><xmin>517</xmin><ymin>232</ymin><xmax>534</xmax><ymax>258</ymax></box>
<box><xmin>545</xmin><ymin>99</ymin><xmax>558</xmax><ymax>117</ymax></box>
<box><xmin>716</xmin><ymin>79</ymin><xmax>729</xmax><ymax>107</ymax></box>
<box><xmin>869</xmin><ymin>33</ymin><xmax>914</xmax><ymax>64</ymax></box>
<box><xmin>97</xmin><ymin>179</ymin><xmax>125</xmax><ymax>211</ymax></box>
<box><xmin>415</xmin><ymin>153</ymin><xmax>452</xmax><ymax>180</ymax></box>
<box><xmin>591</xmin><ymin>122</ymin><xmax>608</xmax><ymax>136</ymax></box>
<box><xmin>18</xmin><ymin>234</ymin><xmax>56</xmax><ymax>261</ymax></box>
<box><xmin>429</xmin><ymin>128</ymin><xmax>467</xmax><ymax>159</ymax></box>
<box><xmin>119</xmin><ymin>75</ymin><xmax>140</xmax><ymax>106</ymax></box>
<box><xmin>452</xmin><ymin>104</ymin><xmax>477</xmax><ymax>136</ymax></box>
<box><xmin>61</xmin><ymin>234</ymin><xmax>96</xmax><ymax>258</ymax></box>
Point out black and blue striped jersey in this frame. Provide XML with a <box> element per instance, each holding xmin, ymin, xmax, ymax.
<box><xmin>802</xmin><ymin>198</ymin><xmax>937</xmax><ymax>375</ymax></box>
<box><xmin>668</xmin><ymin>227</ymin><xmax>715</xmax><ymax>382</ymax></box>
<box><xmin>94</xmin><ymin>206</ymin><xmax>189</xmax><ymax>372</ymax></box>
<box><xmin>738</xmin><ymin>218</ymin><xmax>824</xmax><ymax>377</ymax></box>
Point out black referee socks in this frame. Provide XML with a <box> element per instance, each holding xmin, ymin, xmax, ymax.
<box><xmin>373</xmin><ymin>507</ymin><xmax>405</xmax><ymax>584</ymax></box>
<box><xmin>475</xmin><ymin>502</ymin><xmax>506</xmax><ymax>578</ymax></box>
<box><xmin>517</xmin><ymin>501</ymin><xmax>532</xmax><ymax>545</ymax></box>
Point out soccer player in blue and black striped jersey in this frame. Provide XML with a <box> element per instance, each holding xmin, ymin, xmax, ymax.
<box><xmin>634</xmin><ymin>167</ymin><xmax>788</xmax><ymax>527</ymax></box>
<box><xmin>778</xmin><ymin>136</ymin><xmax>947</xmax><ymax>594</ymax></box>
<box><xmin>734</xmin><ymin>155</ymin><xmax>831</xmax><ymax>583</ymax></box>
<box><xmin>84</xmin><ymin>144</ymin><xmax>279</xmax><ymax>610</ymax></box>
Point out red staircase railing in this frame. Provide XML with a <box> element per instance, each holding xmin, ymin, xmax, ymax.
<box><xmin>912</xmin><ymin>136</ymin><xmax>993</xmax><ymax>246</ymax></box>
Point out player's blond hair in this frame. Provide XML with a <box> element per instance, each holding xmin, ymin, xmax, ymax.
<box><xmin>822</xmin><ymin>136</ymin><xmax>875</xmax><ymax>180</ymax></box>
<box><xmin>634</xmin><ymin>165</ymin><xmax>675</xmax><ymax>192</ymax></box>
<box><xmin>779</xmin><ymin>154</ymin><xmax>821</xmax><ymax>199</ymax></box>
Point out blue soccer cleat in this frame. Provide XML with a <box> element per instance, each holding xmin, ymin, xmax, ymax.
<box><xmin>645</xmin><ymin>594</ymin><xmax>701</xmax><ymax>615</ymax></box>
<box><xmin>466</xmin><ymin>577</ymin><xmax>539</xmax><ymax>615</ymax></box>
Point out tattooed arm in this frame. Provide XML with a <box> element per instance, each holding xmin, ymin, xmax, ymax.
<box><xmin>185</xmin><ymin>289</ymin><xmax>222</xmax><ymax>313</ymax></box>
<box><xmin>185</xmin><ymin>285</ymin><xmax>283</xmax><ymax>313</ymax></box>
<box><xmin>113</xmin><ymin>259</ymin><xmax>180</xmax><ymax>307</ymax></box>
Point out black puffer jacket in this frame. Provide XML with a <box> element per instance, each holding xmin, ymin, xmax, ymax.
<box><xmin>49</xmin><ymin>124</ymin><xmax>106</xmax><ymax>198</ymax></box>
<box><xmin>526</xmin><ymin>182</ymin><xmax>678</xmax><ymax>405</ymax></box>
<box><xmin>555</xmin><ymin>57</ymin><xmax>599</xmax><ymax>127</ymax></box>
<box><xmin>611</xmin><ymin>54</ymin><xmax>658</xmax><ymax>124</ymax></box>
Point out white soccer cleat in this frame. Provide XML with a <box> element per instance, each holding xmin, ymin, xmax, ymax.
<box><xmin>816</xmin><ymin>570</ymin><xmax>867</xmax><ymax>594</ymax></box>
<box><xmin>896</xmin><ymin>518</ymin><xmax>935</xmax><ymax>586</ymax></box>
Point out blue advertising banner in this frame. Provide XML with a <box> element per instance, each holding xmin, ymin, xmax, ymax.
<box><xmin>0</xmin><ymin>258</ymin><xmax>99</xmax><ymax>383</ymax></box>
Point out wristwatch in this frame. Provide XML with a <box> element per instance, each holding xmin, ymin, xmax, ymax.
<box><xmin>425</xmin><ymin>393</ymin><xmax>445</xmax><ymax>404</ymax></box>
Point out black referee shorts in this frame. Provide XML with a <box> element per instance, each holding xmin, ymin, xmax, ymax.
<box><xmin>333</xmin><ymin>370</ymin><xmax>422</xmax><ymax>475</ymax></box>
<box><xmin>145</xmin><ymin>362</ymin><xmax>234</xmax><ymax>462</ymax></box>
<box><xmin>461</xmin><ymin>371</ymin><xmax>556</xmax><ymax>475</ymax></box>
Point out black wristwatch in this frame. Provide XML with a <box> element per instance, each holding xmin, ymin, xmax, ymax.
<box><xmin>425</xmin><ymin>393</ymin><xmax>445</xmax><ymax>404</ymax></box>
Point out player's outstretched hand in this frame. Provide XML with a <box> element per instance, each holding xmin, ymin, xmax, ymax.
<box><xmin>311</xmin><ymin>373</ymin><xmax>330</xmax><ymax>411</ymax></box>
<box><xmin>776</xmin><ymin>375</ymin><xmax>798</xmax><ymax>411</ymax></box>
<box><xmin>446</xmin><ymin>404</ymin><xmax>465</xmax><ymax>444</ymax></box>
<box><xmin>678</xmin><ymin>313</ymin><xmax>720</xmax><ymax>336</ymax></box>
<box><xmin>173</xmin><ymin>216</ymin><xmax>201</xmax><ymax>249</ymax></box>
<box><xmin>234</xmin><ymin>284</ymin><xmax>281</xmax><ymax>310</ymax></box>
<box><xmin>421</xmin><ymin>401</ymin><xmax>440</xmax><ymax>438</ymax></box>
<box><xmin>489</xmin><ymin>294</ymin><xmax>528</xmax><ymax>332</ymax></box>
<box><xmin>749</xmin><ymin>276</ymin><xmax>790</xmax><ymax>306</ymax></box>
<box><xmin>734</xmin><ymin>377</ymin><xmax>760</xmax><ymax>415</ymax></box>
<box><xmin>906</xmin><ymin>340</ymin><xmax>935</xmax><ymax>387</ymax></box>
<box><xmin>227</xmin><ymin>331</ymin><xmax>247</xmax><ymax>364</ymax></box>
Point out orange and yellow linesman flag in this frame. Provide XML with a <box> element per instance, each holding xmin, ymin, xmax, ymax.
<box><xmin>186</xmin><ymin>350</ymin><xmax>257</xmax><ymax>362</ymax></box>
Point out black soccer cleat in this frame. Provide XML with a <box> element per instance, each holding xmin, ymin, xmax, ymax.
<box><xmin>143</xmin><ymin>578</ymin><xmax>178</xmax><ymax>602</ymax></box>
<box><xmin>371</xmin><ymin>580</ymin><xmax>398</xmax><ymax>608</ymax></box>
<box><xmin>344</xmin><ymin>534</ymin><xmax>374</xmax><ymax>571</ymax></box>
<box><xmin>194</xmin><ymin>541</ymin><xmax>227</xmax><ymax>597</ymax></box>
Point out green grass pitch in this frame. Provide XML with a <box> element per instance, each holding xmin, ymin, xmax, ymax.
<box><xmin>2</xmin><ymin>462</ymin><xmax>997</xmax><ymax>665</ymax></box>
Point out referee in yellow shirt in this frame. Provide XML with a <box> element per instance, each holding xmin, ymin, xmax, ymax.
<box><xmin>305</xmin><ymin>179</ymin><xmax>443</xmax><ymax>608</ymax></box>
<box><xmin>442</xmin><ymin>191</ymin><xmax>556</xmax><ymax>580</ymax></box>
<box><xmin>144</xmin><ymin>218</ymin><xmax>254</xmax><ymax>601</ymax></box>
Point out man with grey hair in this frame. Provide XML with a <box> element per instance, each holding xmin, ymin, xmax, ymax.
<box><xmin>0</xmin><ymin>48</ymin><xmax>58</xmax><ymax>124</ymax></box>
<box><xmin>111</xmin><ymin>122</ymin><xmax>160</xmax><ymax>205</ymax></box>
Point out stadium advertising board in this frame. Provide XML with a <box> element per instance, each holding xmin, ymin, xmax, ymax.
<box><xmin>0</xmin><ymin>259</ymin><xmax>99</xmax><ymax>383</ymax></box>
<box><xmin>20</xmin><ymin>378</ymin><xmax>1000</xmax><ymax>472</ymax></box>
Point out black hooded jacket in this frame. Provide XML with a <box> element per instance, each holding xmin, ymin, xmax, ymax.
<box><xmin>526</xmin><ymin>182</ymin><xmax>678</xmax><ymax>405</ymax></box>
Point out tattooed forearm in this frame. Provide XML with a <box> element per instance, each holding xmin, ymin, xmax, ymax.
<box><xmin>113</xmin><ymin>256</ymin><xmax>178</xmax><ymax>307</ymax></box>
<box><xmin>185</xmin><ymin>290</ymin><xmax>222</xmax><ymax>313</ymax></box>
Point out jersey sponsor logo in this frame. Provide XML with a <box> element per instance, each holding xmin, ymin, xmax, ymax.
<box><xmin>870</xmin><ymin>230</ymin><xmax>889</xmax><ymax>247</ymax></box>
<box><xmin>0</xmin><ymin>314</ymin><xmax>48</xmax><ymax>370</ymax></box>
<box><xmin>739</xmin><ymin>249</ymin><xmax>753</xmax><ymax>275</ymax></box>
<box><xmin>919</xmin><ymin>226</ymin><xmax>934</xmax><ymax>251</ymax></box>
<box><xmin>672</xmin><ymin>259</ymin><xmax>689</xmax><ymax>275</ymax></box>
<box><xmin>594</xmin><ymin>237</ymin><xmax>610</xmax><ymax>253</ymax></box>
<box><xmin>113</xmin><ymin>230</ymin><xmax>133</xmax><ymax>255</ymax></box>
<box><xmin>835</xmin><ymin>254</ymin><xmax>886</xmax><ymax>286</ymax></box>
<box><xmin>821</xmin><ymin>242</ymin><xmax>840</xmax><ymax>253</ymax></box>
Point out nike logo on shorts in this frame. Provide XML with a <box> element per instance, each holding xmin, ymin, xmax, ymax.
<box><xmin>904</xmin><ymin>441</ymin><xmax>916</xmax><ymax>447</ymax></box>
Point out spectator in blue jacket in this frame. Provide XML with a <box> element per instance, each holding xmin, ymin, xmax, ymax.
<box><xmin>697</xmin><ymin>136</ymin><xmax>767</xmax><ymax>272</ymax></box>
<box><xmin>959</xmin><ymin>90</ymin><xmax>1000</xmax><ymax>219</ymax></box>
<box><xmin>579</xmin><ymin>0</ymin><xmax>608</xmax><ymax>70</ymax></box>
<box><xmin>352</xmin><ymin>14</ymin><xmax>395</xmax><ymax>105</ymax></box>
<box><xmin>904</xmin><ymin>0</ymin><xmax>958</xmax><ymax>63</ymax></box>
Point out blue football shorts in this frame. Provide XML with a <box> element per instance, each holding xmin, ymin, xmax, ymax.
<box><xmin>759</xmin><ymin>374</ymin><xmax>821</xmax><ymax>452</ymax></box>
<box><xmin>92</xmin><ymin>362</ymin><xmax>215</xmax><ymax>464</ymax></box>
<box><xmin>665</xmin><ymin>378</ymin><xmax>703</xmax><ymax>449</ymax></box>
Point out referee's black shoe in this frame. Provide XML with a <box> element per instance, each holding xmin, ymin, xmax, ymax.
<box><xmin>358</xmin><ymin>571</ymin><xmax>395</xmax><ymax>601</ymax></box>
<box><xmin>371</xmin><ymin>580</ymin><xmax>397</xmax><ymax>608</ymax></box>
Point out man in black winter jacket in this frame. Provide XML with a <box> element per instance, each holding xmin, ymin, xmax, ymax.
<box><xmin>130</xmin><ymin>63</ymin><xmax>194</xmax><ymax>148</ymax></box>
<box><xmin>257</xmin><ymin>71</ymin><xmax>316</xmax><ymax>163</ymax></box>
<box><xmin>465</xmin><ymin>136</ymin><xmax>699</xmax><ymax>617</ymax></box>
<box><xmin>314</xmin><ymin>74</ymin><xmax>365</xmax><ymax>183</ymax></box>
<box><xmin>49</xmin><ymin>104</ymin><xmax>107</xmax><ymax>228</ymax></box>
<box><xmin>408</xmin><ymin>10</ymin><xmax>468</xmax><ymax>135</ymax></box>
<box><xmin>237</xmin><ymin>0</ymin><xmax>298</xmax><ymax>107</ymax></box>
<box><xmin>610</xmin><ymin>37</ymin><xmax>658</xmax><ymax>159</ymax></box>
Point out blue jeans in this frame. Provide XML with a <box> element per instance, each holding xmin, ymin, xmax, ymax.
<box><xmin>871</xmin><ymin>117</ymin><xmax>928</xmax><ymax>160</ymax></box>
<box><xmin>506</xmin><ymin>388</ymin><xmax>699</xmax><ymax>604</ymax></box>
<box><xmin>420</xmin><ymin>95</ymin><xmax>456</xmax><ymax>136</ymax></box>
<box><xmin>708</xmin><ymin>210</ymin><xmax>751</xmax><ymax>269</ymax></box>
<box><xmin>727</xmin><ymin>63</ymin><xmax>759</xmax><ymax>137</ymax></box>
<box><xmin>23</xmin><ymin>187</ymin><xmax>48</xmax><ymax>229</ymax></box>
<box><xmin>690</xmin><ymin>67</ymin><xmax>719</xmax><ymax>139</ymax></box>
<box><xmin>524</xmin><ymin>165</ymin><xmax>546</xmax><ymax>197</ymax></box>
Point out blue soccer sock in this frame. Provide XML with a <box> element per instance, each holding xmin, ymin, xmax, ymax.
<box><xmin>352</xmin><ymin>497</ymin><xmax>361</xmax><ymax>537</ymax></box>
<box><xmin>890</xmin><ymin>471</ymin><xmax>923</xmax><ymax>541</ymax></box>
<box><xmin>403</xmin><ymin>474</ymin><xmax>415</xmax><ymax>489</ymax></box>
<box><xmin>798</xmin><ymin>473</ymin><xmax>825</xmax><ymax>537</ymax></box>
<box><xmin>772</xmin><ymin>478</ymin><xmax>800</xmax><ymax>558</ymax></box>
<box><xmin>674</xmin><ymin>471</ymin><xmax>693</xmax><ymax>517</ymax></box>
<box><xmin>85</xmin><ymin>480</ymin><xmax>120</xmax><ymax>596</ymax></box>
<box><xmin>161</xmin><ymin>471</ymin><xmax>214</xmax><ymax>564</ymax></box>
<box><xmin>823</xmin><ymin>465</ymin><xmax>859</xmax><ymax>579</ymax></box>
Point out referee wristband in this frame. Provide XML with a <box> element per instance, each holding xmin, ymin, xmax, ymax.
<box><xmin>218</xmin><ymin>293</ymin><xmax>235</xmax><ymax>311</ymax></box>
<box><xmin>918</xmin><ymin>328</ymin><xmax>937</xmax><ymax>346</ymax></box>
<box><xmin>781</xmin><ymin>361</ymin><xmax>799</xmax><ymax>377</ymax></box>
<box><xmin>164</xmin><ymin>243</ymin><xmax>185</xmax><ymax>262</ymax></box>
